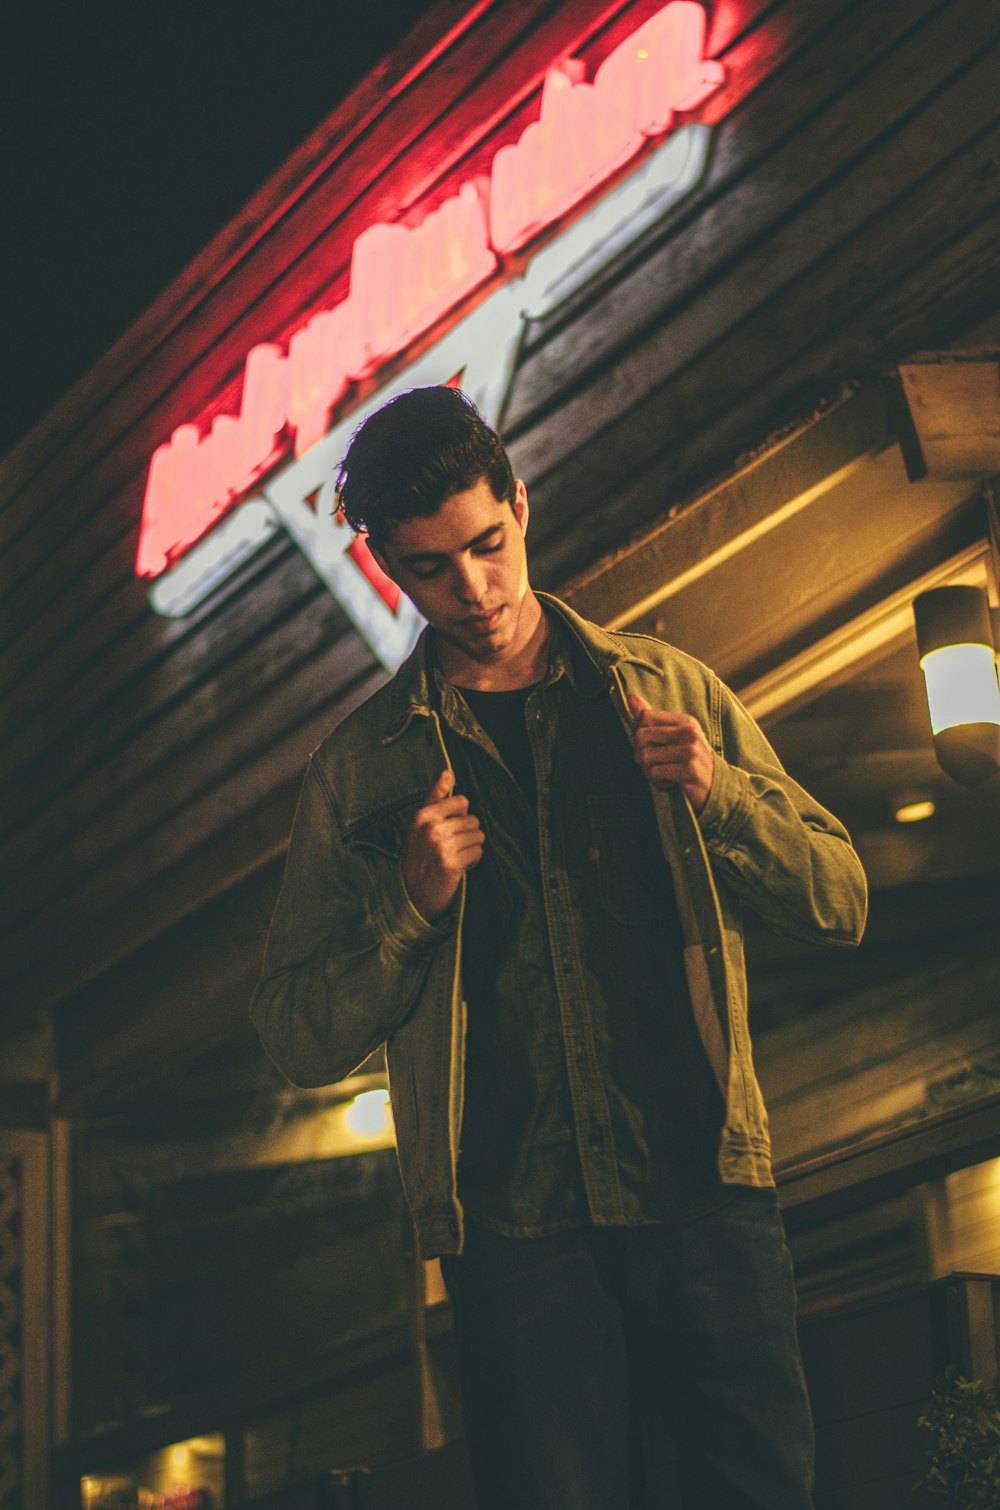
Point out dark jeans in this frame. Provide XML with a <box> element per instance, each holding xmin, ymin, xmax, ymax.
<box><xmin>440</xmin><ymin>1190</ymin><xmax>814</xmax><ymax>1510</ymax></box>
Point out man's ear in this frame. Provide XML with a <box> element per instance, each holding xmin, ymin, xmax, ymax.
<box><xmin>512</xmin><ymin>479</ymin><xmax>529</xmax><ymax>534</ymax></box>
<box><xmin>368</xmin><ymin>539</ymin><xmax>396</xmax><ymax>583</ymax></box>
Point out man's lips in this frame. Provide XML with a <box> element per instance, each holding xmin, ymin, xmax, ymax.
<box><xmin>465</xmin><ymin>606</ymin><xmax>504</xmax><ymax>632</ymax></box>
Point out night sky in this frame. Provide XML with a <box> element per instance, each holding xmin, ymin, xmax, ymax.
<box><xmin>3</xmin><ymin>0</ymin><xmax>437</xmax><ymax>461</ymax></box>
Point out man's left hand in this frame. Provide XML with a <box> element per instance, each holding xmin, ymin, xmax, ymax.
<box><xmin>627</xmin><ymin>693</ymin><xmax>714</xmax><ymax>814</ymax></box>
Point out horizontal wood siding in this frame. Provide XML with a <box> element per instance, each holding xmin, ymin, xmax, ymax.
<box><xmin>1</xmin><ymin>0</ymin><xmax>648</xmax><ymax>1015</ymax></box>
<box><xmin>1</xmin><ymin>0</ymin><xmax>998</xmax><ymax>1085</ymax></box>
<box><xmin>506</xmin><ymin>0</ymin><xmax>1000</xmax><ymax>582</ymax></box>
<box><xmin>757</xmin><ymin>931</ymin><xmax>1000</xmax><ymax>1170</ymax></box>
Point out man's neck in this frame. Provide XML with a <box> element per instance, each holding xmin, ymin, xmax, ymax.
<box><xmin>442</xmin><ymin>594</ymin><xmax>553</xmax><ymax>691</ymax></box>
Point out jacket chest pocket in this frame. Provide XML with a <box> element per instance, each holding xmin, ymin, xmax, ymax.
<box><xmin>344</xmin><ymin>792</ymin><xmax>425</xmax><ymax>866</ymax></box>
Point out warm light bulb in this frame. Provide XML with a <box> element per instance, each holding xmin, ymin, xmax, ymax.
<box><xmin>894</xmin><ymin>799</ymin><xmax>936</xmax><ymax>824</ymax></box>
<box><xmin>919</xmin><ymin>643</ymin><xmax>1000</xmax><ymax>733</ymax></box>
<box><xmin>346</xmin><ymin>1088</ymin><xmax>391</xmax><ymax>1138</ymax></box>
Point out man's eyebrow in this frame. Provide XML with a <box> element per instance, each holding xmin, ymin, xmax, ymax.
<box><xmin>396</xmin><ymin>521</ymin><xmax>505</xmax><ymax>565</ymax></box>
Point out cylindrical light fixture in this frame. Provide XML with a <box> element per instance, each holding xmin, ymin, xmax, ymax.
<box><xmin>913</xmin><ymin>585</ymin><xmax>1000</xmax><ymax>786</ymax></box>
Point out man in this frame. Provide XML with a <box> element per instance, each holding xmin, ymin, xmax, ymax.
<box><xmin>250</xmin><ymin>386</ymin><xmax>867</xmax><ymax>1509</ymax></box>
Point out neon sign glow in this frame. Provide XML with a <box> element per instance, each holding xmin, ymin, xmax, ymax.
<box><xmin>136</xmin><ymin>2</ymin><xmax>724</xmax><ymax>582</ymax></box>
<box><xmin>149</xmin><ymin>124</ymin><xmax>713</xmax><ymax>664</ymax></box>
<box><xmin>490</xmin><ymin>1</ymin><xmax>722</xmax><ymax>250</ymax></box>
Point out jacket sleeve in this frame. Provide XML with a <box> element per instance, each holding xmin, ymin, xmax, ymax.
<box><xmin>250</xmin><ymin>756</ymin><xmax>451</xmax><ymax>1087</ymax></box>
<box><xmin>697</xmin><ymin>676</ymin><xmax>868</xmax><ymax>947</ymax></box>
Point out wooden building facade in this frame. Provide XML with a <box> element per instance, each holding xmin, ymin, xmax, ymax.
<box><xmin>2</xmin><ymin>1</ymin><xmax>999</xmax><ymax>1504</ymax></box>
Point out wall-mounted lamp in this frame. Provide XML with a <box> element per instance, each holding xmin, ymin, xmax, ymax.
<box><xmin>913</xmin><ymin>585</ymin><xmax>1000</xmax><ymax>786</ymax></box>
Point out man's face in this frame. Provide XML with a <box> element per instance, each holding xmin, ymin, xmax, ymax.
<box><xmin>371</xmin><ymin>477</ymin><xmax>535</xmax><ymax>678</ymax></box>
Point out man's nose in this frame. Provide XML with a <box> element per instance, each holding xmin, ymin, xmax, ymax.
<box><xmin>455</xmin><ymin>557</ymin><xmax>487</xmax><ymax>602</ymax></box>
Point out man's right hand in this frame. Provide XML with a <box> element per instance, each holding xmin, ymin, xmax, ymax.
<box><xmin>401</xmin><ymin>770</ymin><xmax>485</xmax><ymax>923</ymax></box>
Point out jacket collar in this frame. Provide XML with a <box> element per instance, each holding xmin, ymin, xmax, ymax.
<box><xmin>383</xmin><ymin>591</ymin><xmax>658</xmax><ymax>743</ymax></box>
<box><xmin>537</xmin><ymin>592</ymin><xmax>660</xmax><ymax>678</ymax></box>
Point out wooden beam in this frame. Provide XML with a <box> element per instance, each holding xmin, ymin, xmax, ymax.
<box><xmin>562</xmin><ymin>384</ymin><xmax>890</xmax><ymax>626</ymax></box>
<box><xmin>885</xmin><ymin>352</ymin><xmax>1000</xmax><ymax>480</ymax></box>
<box><xmin>777</xmin><ymin>1092</ymin><xmax>1000</xmax><ymax>1227</ymax></box>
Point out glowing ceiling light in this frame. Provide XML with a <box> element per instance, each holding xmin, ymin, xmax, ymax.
<box><xmin>893</xmin><ymin>798</ymin><xmax>936</xmax><ymax>824</ymax></box>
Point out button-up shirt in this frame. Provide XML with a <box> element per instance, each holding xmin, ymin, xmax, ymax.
<box><xmin>432</xmin><ymin>618</ymin><xmax>727</xmax><ymax>1237</ymax></box>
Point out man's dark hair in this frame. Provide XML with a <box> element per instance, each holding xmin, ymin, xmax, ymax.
<box><xmin>336</xmin><ymin>386</ymin><xmax>516</xmax><ymax>551</ymax></box>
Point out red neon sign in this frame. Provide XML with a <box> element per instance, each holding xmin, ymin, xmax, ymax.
<box><xmin>490</xmin><ymin>2</ymin><xmax>722</xmax><ymax>250</ymax></box>
<box><xmin>137</xmin><ymin>2</ymin><xmax>723</xmax><ymax>580</ymax></box>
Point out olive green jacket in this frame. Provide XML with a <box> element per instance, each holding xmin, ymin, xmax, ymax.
<box><xmin>250</xmin><ymin>594</ymin><xmax>867</xmax><ymax>1257</ymax></box>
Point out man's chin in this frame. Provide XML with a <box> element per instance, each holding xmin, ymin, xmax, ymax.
<box><xmin>460</xmin><ymin>631</ymin><xmax>509</xmax><ymax>662</ymax></box>
<box><xmin>437</xmin><ymin>624</ymin><xmax>509</xmax><ymax>667</ymax></box>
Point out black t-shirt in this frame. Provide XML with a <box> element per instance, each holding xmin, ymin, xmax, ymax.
<box><xmin>430</xmin><ymin>625</ymin><xmax>727</xmax><ymax>1235</ymax></box>
<box><xmin>458</xmin><ymin>683</ymin><xmax>537</xmax><ymax>805</ymax></box>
